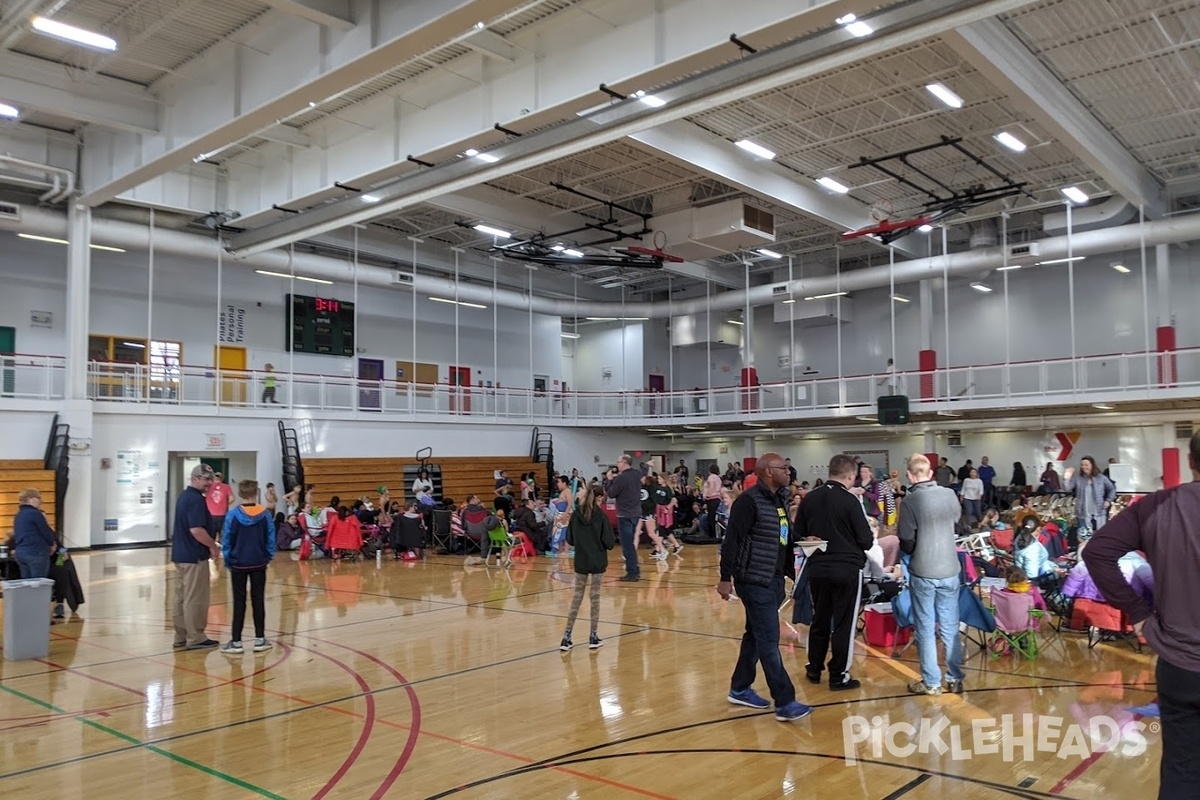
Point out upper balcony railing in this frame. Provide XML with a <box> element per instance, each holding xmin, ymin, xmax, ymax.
<box><xmin>0</xmin><ymin>349</ymin><xmax>1194</xmax><ymax>423</ymax></box>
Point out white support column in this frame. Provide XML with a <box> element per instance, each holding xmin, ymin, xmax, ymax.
<box><xmin>923</xmin><ymin>431</ymin><xmax>937</xmax><ymax>456</ymax></box>
<box><xmin>63</xmin><ymin>201</ymin><xmax>95</xmax><ymax>546</ymax></box>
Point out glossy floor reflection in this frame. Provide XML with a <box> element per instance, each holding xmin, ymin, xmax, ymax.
<box><xmin>0</xmin><ymin>547</ymin><xmax>1159</xmax><ymax>798</ymax></box>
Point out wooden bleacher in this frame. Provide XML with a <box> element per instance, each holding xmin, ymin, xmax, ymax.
<box><xmin>0</xmin><ymin>459</ymin><xmax>57</xmax><ymax>536</ymax></box>
<box><xmin>301</xmin><ymin>456</ymin><xmax>546</xmax><ymax>507</ymax></box>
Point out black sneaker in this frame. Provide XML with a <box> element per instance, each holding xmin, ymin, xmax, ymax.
<box><xmin>185</xmin><ymin>639</ymin><xmax>220</xmax><ymax>650</ymax></box>
<box><xmin>830</xmin><ymin>677</ymin><xmax>861</xmax><ymax>692</ymax></box>
<box><xmin>588</xmin><ymin>634</ymin><xmax>602</xmax><ymax>650</ymax></box>
<box><xmin>559</xmin><ymin>636</ymin><xmax>573</xmax><ymax>652</ymax></box>
<box><xmin>946</xmin><ymin>680</ymin><xmax>964</xmax><ymax>694</ymax></box>
<box><xmin>618</xmin><ymin>575</ymin><xmax>640</xmax><ymax>582</ymax></box>
<box><xmin>805</xmin><ymin>669</ymin><xmax>821</xmax><ymax>684</ymax></box>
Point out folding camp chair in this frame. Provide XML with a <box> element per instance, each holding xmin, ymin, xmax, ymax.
<box><xmin>484</xmin><ymin>526</ymin><xmax>520</xmax><ymax>568</ymax></box>
<box><xmin>1068</xmin><ymin>598</ymin><xmax>1142</xmax><ymax>652</ymax></box>
<box><xmin>989</xmin><ymin>588</ymin><xmax>1039</xmax><ymax>659</ymax></box>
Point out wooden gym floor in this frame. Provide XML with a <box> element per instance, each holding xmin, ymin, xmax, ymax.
<box><xmin>0</xmin><ymin>547</ymin><xmax>1159</xmax><ymax>798</ymax></box>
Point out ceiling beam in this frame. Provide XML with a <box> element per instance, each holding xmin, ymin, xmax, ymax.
<box><xmin>944</xmin><ymin>18</ymin><xmax>1165</xmax><ymax>218</ymax></box>
<box><xmin>228</xmin><ymin>0</ymin><xmax>1037</xmax><ymax>257</ymax></box>
<box><xmin>255</xmin><ymin>124</ymin><xmax>312</xmax><ymax>149</ymax></box>
<box><xmin>255</xmin><ymin>0</ymin><xmax>354</xmax><ymax>30</ymax></box>
<box><xmin>0</xmin><ymin>51</ymin><xmax>158</xmax><ymax>134</ymax></box>
<box><xmin>463</xmin><ymin>28</ymin><xmax>516</xmax><ymax>62</ymax></box>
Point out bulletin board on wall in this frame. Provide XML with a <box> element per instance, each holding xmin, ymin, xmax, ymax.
<box><xmin>844</xmin><ymin>450</ymin><xmax>890</xmax><ymax>479</ymax></box>
<box><xmin>394</xmin><ymin>360</ymin><xmax>440</xmax><ymax>395</ymax></box>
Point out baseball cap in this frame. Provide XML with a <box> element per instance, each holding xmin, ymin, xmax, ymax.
<box><xmin>191</xmin><ymin>464</ymin><xmax>215</xmax><ymax>479</ymax></box>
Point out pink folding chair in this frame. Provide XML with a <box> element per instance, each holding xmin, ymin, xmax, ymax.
<box><xmin>989</xmin><ymin>588</ymin><xmax>1039</xmax><ymax>659</ymax></box>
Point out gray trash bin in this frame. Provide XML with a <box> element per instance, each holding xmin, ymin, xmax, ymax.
<box><xmin>2</xmin><ymin>578</ymin><xmax>55</xmax><ymax>661</ymax></box>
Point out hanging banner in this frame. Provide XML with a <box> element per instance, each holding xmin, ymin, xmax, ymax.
<box><xmin>219</xmin><ymin>304</ymin><xmax>246</xmax><ymax>343</ymax></box>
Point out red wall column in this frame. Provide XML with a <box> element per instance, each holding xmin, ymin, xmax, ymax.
<box><xmin>919</xmin><ymin>350</ymin><xmax>937</xmax><ymax>400</ymax></box>
<box><xmin>1157</xmin><ymin>326</ymin><xmax>1177</xmax><ymax>387</ymax></box>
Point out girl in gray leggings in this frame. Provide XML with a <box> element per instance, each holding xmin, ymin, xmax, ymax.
<box><xmin>560</xmin><ymin>486</ymin><xmax>616</xmax><ymax>651</ymax></box>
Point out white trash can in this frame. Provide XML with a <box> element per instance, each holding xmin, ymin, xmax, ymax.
<box><xmin>2</xmin><ymin>578</ymin><xmax>55</xmax><ymax>661</ymax></box>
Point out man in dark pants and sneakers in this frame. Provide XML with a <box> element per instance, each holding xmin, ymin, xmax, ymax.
<box><xmin>1084</xmin><ymin>431</ymin><xmax>1200</xmax><ymax>800</ymax></box>
<box><xmin>717</xmin><ymin>452</ymin><xmax>812</xmax><ymax>721</ymax></box>
<box><xmin>798</xmin><ymin>454</ymin><xmax>873</xmax><ymax>691</ymax></box>
<box><xmin>609</xmin><ymin>454</ymin><xmax>644</xmax><ymax>582</ymax></box>
<box><xmin>899</xmin><ymin>454</ymin><xmax>965</xmax><ymax>696</ymax></box>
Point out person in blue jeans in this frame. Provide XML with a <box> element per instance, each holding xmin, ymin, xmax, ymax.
<box><xmin>12</xmin><ymin>488</ymin><xmax>56</xmax><ymax>579</ymax></box>
<box><xmin>898</xmin><ymin>454</ymin><xmax>966</xmax><ymax>696</ymax></box>
<box><xmin>716</xmin><ymin>453</ymin><xmax>812</xmax><ymax>722</ymax></box>
<box><xmin>608</xmin><ymin>454</ymin><xmax>644</xmax><ymax>582</ymax></box>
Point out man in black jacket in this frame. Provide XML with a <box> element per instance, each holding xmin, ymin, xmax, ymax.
<box><xmin>797</xmin><ymin>453</ymin><xmax>873</xmax><ymax>691</ymax></box>
<box><xmin>717</xmin><ymin>452</ymin><xmax>813</xmax><ymax>722</ymax></box>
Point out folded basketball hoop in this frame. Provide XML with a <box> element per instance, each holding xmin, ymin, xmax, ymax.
<box><xmin>841</xmin><ymin>215</ymin><xmax>934</xmax><ymax>243</ymax></box>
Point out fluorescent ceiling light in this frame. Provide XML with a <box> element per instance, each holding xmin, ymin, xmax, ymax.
<box><xmin>473</xmin><ymin>224</ymin><xmax>511</xmax><ymax>238</ymax></box>
<box><xmin>464</xmin><ymin>148</ymin><xmax>479</xmax><ymax>156</ymax></box>
<box><xmin>646</xmin><ymin>428</ymin><xmax>669</xmax><ymax>433</ymax></box>
<box><xmin>585</xmin><ymin>316</ymin><xmax>648</xmax><ymax>321</ymax></box>
<box><xmin>1037</xmin><ymin>256</ymin><xmax>1085</xmax><ymax>265</ymax></box>
<box><xmin>726</xmin><ymin>319</ymin><xmax>744</xmax><ymax>326</ymax></box>
<box><xmin>856</xmin><ymin>415</ymin><xmax>878</xmax><ymax>422</ymax></box>
<box><xmin>835</xmin><ymin>13</ymin><xmax>857</xmax><ymax>24</ymax></box>
<box><xmin>255</xmin><ymin>269</ymin><xmax>333</xmax><ymax>285</ymax></box>
<box><xmin>782</xmin><ymin>298</ymin><xmax>796</xmax><ymax>304</ymax></box>
<box><xmin>1093</xmin><ymin>403</ymin><xmax>1114</xmax><ymax>410</ymax></box>
<box><xmin>816</xmin><ymin>176</ymin><xmax>850</xmax><ymax>194</ymax></box>
<box><xmin>735</xmin><ymin>139</ymin><xmax>776</xmax><ymax>160</ymax></box>
<box><xmin>361</xmin><ymin>194</ymin><xmax>381</xmax><ymax>203</ymax></box>
<box><xmin>633</xmin><ymin>90</ymin><xmax>666</xmax><ymax>108</ymax></box>
<box><xmin>0</xmin><ymin>103</ymin><xmax>18</xmax><ymax>119</ymax></box>
<box><xmin>598</xmin><ymin>281</ymin><xmax>624</xmax><ymax>289</ymax></box>
<box><xmin>804</xmin><ymin>291</ymin><xmax>848</xmax><ymax>300</ymax></box>
<box><xmin>550</xmin><ymin>244</ymin><xmax>565</xmax><ymax>252</ymax></box>
<box><xmin>562</xmin><ymin>248</ymin><xmax>585</xmax><ymax>258</ymax></box>
<box><xmin>560</xmin><ymin>332</ymin><xmax>580</xmax><ymax>339</ymax></box>
<box><xmin>429</xmin><ymin>296</ymin><xmax>486</xmax><ymax>309</ymax></box>
<box><xmin>917</xmin><ymin>224</ymin><xmax>934</xmax><ymax>233</ymax></box>
<box><xmin>1061</xmin><ymin>186</ymin><xmax>1089</xmax><ymax>204</ymax></box>
<box><xmin>121</xmin><ymin>341</ymin><xmax>145</xmax><ymax>348</ymax></box>
<box><xmin>936</xmin><ymin>410</ymin><xmax>962</xmax><ymax>418</ymax></box>
<box><xmin>970</xmin><ymin>282</ymin><xmax>993</xmax><ymax>293</ymax></box>
<box><xmin>682</xmin><ymin>425</ymin><xmax>708</xmax><ymax>430</ymax></box>
<box><xmin>994</xmin><ymin>131</ymin><xmax>1026</xmax><ymax>152</ymax></box>
<box><xmin>1112</xmin><ymin>263</ymin><xmax>1131</xmax><ymax>274</ymax></box>
<box><xmin>891</xmin><ymin>294</ymin><xmax>910</xmax><ymax>303</ymax></box>
<box><xmin>743</xmin><ymin>421</ymin><xmax>770</xmax><ymax>427</ymax></box>
<box><xmin>31</xmin><ymin>15</ymin><xmax>117</xmax><ymax>51</ymax></box>
<box><xmin>839</xmin><ymin>14</ymin><xmax>873</xmax><ymax>36</ymax></box>
<box><xmin>475</xmin><ymin>152</ymin><xmax>500</xmax><ymax>163</ymax></box>
<box><xmin>996</xmin><ymin>265</ymin><xmax>1021</xmax><ymax>272</ymax></box>
<box><xmin>926</xmin><ymin>82</ymin><xmax>963</xmax><ymax>109</ymax></box>
<box><xmin>17</xmin><ymin>233</ymin><xmax>126</xmax><ymax>253</ymax></box>
<box><xmin>756</xmin><ymin>248</ymin><xmax>783</xmax><ymax>259</ymax></box>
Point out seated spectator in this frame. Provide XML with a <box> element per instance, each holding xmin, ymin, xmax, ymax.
<box><xmin>1006</xmin><ymin>566</ymin><xmax>1033</xmax><ymax>593</ymax></box>
<box><xmin>1063</xmin><ymin>542</ymin><xmax>1154</xmax><ymax>607</ymax></box>
<box><xmin>276</xmin><ymin>512</ymin><xmax>303</xmax><ymax>551</ymax></box>
<box><xmin>1013</xmin><ymin>519</ymin><xmax>1064</xmax><ymax>588</ymax></box>
<box><xmin>513</xmin><ymin>497</ymin><xmax>547</xmax><ymax>552</ymax></box>
<box><xmin>390</xmin><ymin>502</ymin><xmax>425</xmax><ymax>559</ymax></box>
<box><xmin>865</xmin><ymin>518</ymin><xmax>902</xmax><ymax>582</ymax></box>
<box><xmin>325</xmin><ymin>506</ymin><xmax>363</xmax><ymax>558</ymax></box>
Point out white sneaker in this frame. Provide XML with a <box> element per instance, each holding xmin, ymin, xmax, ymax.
<box><xmin>220</xmin><ymin>640</ymin><xmax>244</xmax><ymax>655</ymax></box>
<box><xmin>253</xmin><ymin>638</ymin><xmax>273</xmax><ymax>653</ymax></box>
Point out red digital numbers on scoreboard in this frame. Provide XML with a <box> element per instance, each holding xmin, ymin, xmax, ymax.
<box><xmin>314</xmin><ymin>298</ymin><xmax>340</xmax><ymax>313</ymax></box>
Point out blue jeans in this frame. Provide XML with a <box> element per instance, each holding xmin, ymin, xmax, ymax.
<box><xmin>730</xmin><ymin>576</ymin><xmax>795</xmax><ymax>707</ymax></box>
<box><xmin>16</xmin><ymin>554</ymin><xmax>50</xmax><ymax>579</ymax></box>
<box><xmin>909</xmin><ymin>574</ymin><xmax>964</xmax><ymax>688</ymax></box>
<box><xmin>617</xmin><ymin>517</ymin><xmax>639</xmax><ymax>578</ymax></box>
<box><xmin>964</xmin><ymin>498</ymin><xmax>981</xmax><ymax>522</ymax></box>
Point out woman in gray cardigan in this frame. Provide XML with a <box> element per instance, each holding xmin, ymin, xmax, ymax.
<box><xmin>1064</xmin><ymin>456</ymin><xmax>1117</xmax><ymax>533</ymax></box>
<box><xmin>560</xmin><ymin>485</ymin><xmax>616</xmax><ymax>652</ymax></box>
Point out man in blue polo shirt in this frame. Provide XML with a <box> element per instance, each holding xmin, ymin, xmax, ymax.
<box><xmin>172</xmin><ymin>463</ymin><xmax>220</xmax><ymax>650</ymax></box>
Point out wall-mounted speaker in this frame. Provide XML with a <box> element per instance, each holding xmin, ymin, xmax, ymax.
<box><xmin>877</xmin><ymin>395</ymin><xmax>910</xmax><ymax>425</ymax></box>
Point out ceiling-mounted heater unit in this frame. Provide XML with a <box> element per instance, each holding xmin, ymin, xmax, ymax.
<box><xmin>0</xmin><ymin>201</ymin><xmax>20</xmax><ymax>222</ymax></box>
<box><xmin>1176</xmin><ymin>421</ymin><xmax>1193</xmax><ymax>440</ymax></box>
<box><xmin>393</xmin><ymin>271</ymin><xmax>414</xmax><ymax>287</ymax></box>
<box><xmin>947</xmin><ymin>430</ymin><xmax>963</xmax><ymax>448</ymax></box>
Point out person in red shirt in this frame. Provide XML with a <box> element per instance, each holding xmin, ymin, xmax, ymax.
<box><xmin>205</xmin><ymin>472</ymin><xmax>235</xmax><ymax>542</ymax></box>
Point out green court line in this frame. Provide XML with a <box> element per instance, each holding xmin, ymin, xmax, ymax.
<box><xmin>0</xmin><ymin>683</ymin><xmax>286</xmax><ymax>799</ymax></box>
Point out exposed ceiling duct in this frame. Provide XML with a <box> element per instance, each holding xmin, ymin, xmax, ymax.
<box><xmin>3</xmin><ymin>204</ymin><xmax>1199</xmax><ymax>319</ymax></box>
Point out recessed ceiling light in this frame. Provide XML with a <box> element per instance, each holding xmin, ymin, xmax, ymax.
<box><xmin>734</xmin><ymin>139</ymin><xmax>776</xmax><ymax>160</ymax></box>
<box><xmin>464</xmin><ymin>148</ymin><xmax>479</xmax><ymax>156</ymax></box>
<box><xmin>31</xmin><ymin>15</ymin><xmax>117</xmax><ymax>51</ymax></box>
<box><xmin>917</xmin><ymin>224</ymin><xmax>934</xmax><ymax>233</ymax></box>
<box><xmin>0</xmin><ymin>103</ymin><xmax>18</xmax><ymax>119</ymax></box>
<box><xmin>757</xmin><ymin>248</ymin><xmax>783</xmax><ymax>259</ymax></box>
<box><xmin>816</xmin><ymin>176</ymin><xmax>850</xmax><ymax>194</ymax></box>
<box><xmin>473</xmin><ymin>224</ymin><xmax>511</xmax><ymax>238</ymax></box>
<box><xmin>1112</xmin><ymin>263</ymin><xmax>1131</xmax><ymax>274</ymax></box>
<box><xmin>994</xmin><ymin>131</ymin><xmax>1026</xmax><ymax>152</ymax></box>
<box><xmin>926</xmin><ymin>82</ymin><xmax>964</xmax><ymax>109</ymax></box>
<box><xmin>970</xmin><ymin>282</ymin><xmax>993</xmax><ymax>293</ymax></box>
<box><xmin>1061</xmin><ymin>186</ymin><xmax>1089</xmax><ymax>204</ymax></box>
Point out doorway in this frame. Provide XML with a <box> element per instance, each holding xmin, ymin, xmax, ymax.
<box><xmin>648</xmin><ymin>373</ymin><xmax>665</xmax><ymax>415</ymax></box>
<box><xmin>449</xmin><ymin>365</ymin><xmax>471</xmax><ymax>413</ymax></box>
<box><xmin>0</xmin><ymin>326</ymin><xmax>13</xmax><ymax>396</ymax></box>
<box><xmin>358</xmin><ymin>358</ymin><xmax>383</xmax><ymax>411</ymax></box>
<box><xmin>214</xmin><ymin>345</ymin><xmax>247</xmax><ymax>404</ymax></box>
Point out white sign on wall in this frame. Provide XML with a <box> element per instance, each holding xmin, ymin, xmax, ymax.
<box><xmin>218</xmin><ymin>304</ymin><xmax>246</xmax><ymax>343</ymax></box>
<box><xmin>204</xmin><ymin>433</ymin><xmax>226</xmax><ymax>450</ymax></box>
<box><xmin>116</xmin><ymin>450</ymin><xmax>142</xmax><ymax>485</ymax></box>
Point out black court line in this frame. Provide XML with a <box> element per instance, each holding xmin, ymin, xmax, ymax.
<box><xmin>425</xmin><ymin>749</ymin><xmax>1050</xmax><ymax>800</ymax></box>
<box><xmin>881</xmin><ymin>772</ymin><xmax>933</xmax><ymax>799</ymax></box>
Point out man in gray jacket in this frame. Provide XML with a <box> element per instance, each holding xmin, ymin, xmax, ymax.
<box><xmin>898</xmin><ymin>453</ymin><xmax>965</xmax><ymax>696</ymax></box>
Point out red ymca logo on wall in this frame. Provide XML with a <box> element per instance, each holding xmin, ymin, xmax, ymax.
<box><xmin>1045</xmin><ymin>432</ymin><xmax>1081</xmax><ymax>461</ymax></box>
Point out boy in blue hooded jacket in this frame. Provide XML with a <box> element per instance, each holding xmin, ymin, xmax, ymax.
<box><xmin>221</xmin><ymin>479</ymin><xmax>276</xmax><ymax>655</ymax></box>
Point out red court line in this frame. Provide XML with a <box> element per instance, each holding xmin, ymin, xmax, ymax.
<box><xmin>1049</xmin><ymin>710</ymin><xmax>1149</xmax><ymax>794</ymax></box>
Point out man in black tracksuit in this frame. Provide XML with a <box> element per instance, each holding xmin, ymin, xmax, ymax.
<box><xmin>796</xmin><ymin>453</ymin><xmax>874</xmax><ymax>690</ymax></box>
<box><xmin>717</xmin><ymin>452</ymin><xmax>812</xmax><ymax>722</ymax></box>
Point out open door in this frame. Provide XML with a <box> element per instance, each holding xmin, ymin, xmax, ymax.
<box><xmin>358</xmin><ymin>358</ymin><xmax>383</xmax><ymax>411</ymax></box>
<box><xmin>0</xmin><ymin>326</ymin><xmax>14</xmax><ymax>397</ymax></box>
<box><xmin>449</xmin><ymin>365</ymin><xmax>471</xmax><ymax>413</ymax></box>
<box><xmin>214</xmin><ymin>345</ymin><xmax>247</xmax><ymax>404</ymax></box>
<box><xmin>648</xmin><ymin>373</ymin><xmax>665</xmax><ymax>415</ymax></box>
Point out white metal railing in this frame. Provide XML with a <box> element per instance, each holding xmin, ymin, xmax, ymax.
<box><xmin>0</xmin><ymin>353</ymin><xmax>67</xmax><ymax>400</ymax></box>
<box><xmin>64</xmin><ymin>346</ymin><xmax>1200</xmax><ymax>423</ymax></box>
